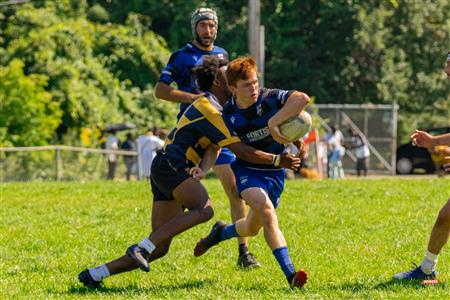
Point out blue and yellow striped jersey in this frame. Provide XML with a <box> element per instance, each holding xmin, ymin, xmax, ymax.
<box><xmin>162</xmin><ymin>92</ymin><xmax>240</xmax><ymax>170</ymax></box>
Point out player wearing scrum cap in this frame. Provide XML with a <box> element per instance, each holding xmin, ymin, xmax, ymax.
<box><xmin>393</xmin><ymin>51</ymin><xmax>450</xmax><ymax>282</ymax></box>
<box><xmin>154</xmin><ymin>8</ymin><xmax>260</xmax><ymax>269</ymax></box>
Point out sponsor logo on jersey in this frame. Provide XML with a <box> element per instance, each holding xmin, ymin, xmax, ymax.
<box><xmin>245</xmin><ymin>127</ymin><xmax>270</xmax><ymax>142</ymax></box>
<box><xmin>256</xmin><ymin>104</ymin><xmax>263</xmax><ymax>116</ymax></box>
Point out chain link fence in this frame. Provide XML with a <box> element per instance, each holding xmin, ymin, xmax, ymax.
<box><xmin>313</xmin><ymin>103</ymin><xmax>398</xmax><ymax>175</ymax></box>
<box><xmin>0</xmin><ymin>146</ymin><xmax>139</xmax><ymax>182</ymax></box>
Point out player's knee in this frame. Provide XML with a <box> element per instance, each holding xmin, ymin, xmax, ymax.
<box><xmin>261</xmin><ymin>206</ymin><xmax>277</xmax><ymax>224</ymax></box>
<box><xmin>198</xmin><ymin>205</ymin><xmax>214</xmax><ymax>222</ymax></box>
<box><xmin>436</xmin><ymin>205</ymin><xmax>450</xmax><ymax>227</ymax></box>
<box><xmin>246</xmin><ymin>224</ymin><xmax>261</xmax><ymax>236</ymax></box>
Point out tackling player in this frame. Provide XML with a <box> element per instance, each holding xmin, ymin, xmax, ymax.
<box><xmin>154</xmin><ymin>7</ymin><xmax>259</xmax><ymax>268</ymax></box>
<box><xmin>193</xmin><ymin>56</ymin><xmax>311</xmax><ymax>288</ymax></box>
<box><xmin>393</xmin><ymin>51</ymin><xmax>450</xmax><ymax>281</ymax></box>
<box><xmin>77</xmin><ymin>56</ymin><xmax>300</xmax><ymax>289</ymax></box>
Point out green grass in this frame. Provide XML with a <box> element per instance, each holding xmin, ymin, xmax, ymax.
<box><xmin>1</xmin><ymin>178</ymin><xmax>450</xmax><ymax>299</ymax></box>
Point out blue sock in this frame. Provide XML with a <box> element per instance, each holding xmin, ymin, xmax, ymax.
<box><xmin>220</xmin><ymin>224</ymin><xmax>240</xmax><ymax>241</ymax></box>
<box><xmin>273</xmin><ymin>246</ymin><xmax>296</xmax><ymax>281</ymax></box>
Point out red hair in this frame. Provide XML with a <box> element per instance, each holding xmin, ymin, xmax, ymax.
<box><xmin>226</xmin><ymin>56</ymin><xmax>258</xmax><ymax>87</ymax></box>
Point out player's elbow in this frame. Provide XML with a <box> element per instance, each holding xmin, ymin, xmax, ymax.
<box><xmin>296</xmin><ymin>91</ymin><xmax>310</xmax><ymax>107</ymax></box>
<box><xmin>154</xmin><ymin>82</ymin><xmax>166</xmax><ymax>99</ymax></box>
<box><xmin>228</xmin><ymin>142</ymin><xmax>249</xmax><ymax>161</ymax></box>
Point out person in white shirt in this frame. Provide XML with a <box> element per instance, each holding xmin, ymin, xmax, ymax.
<box><xmin>327</xmin><ymin>125</ymin><xmax>345</xmax><ymax>179</ymax></box>
<box><xmin>105</xmin><ymin>131</ymin><xmax>119</xmax><ymax>180</ymax></box>
<box><xmin>137</xmin><ymin>128</ymin><xmax>164</xmax><ymax>178</ymax></box>
<box><xmin>348</xmin><ymin>128</ymin><xmax>370</xmax><ymax>176</ymax></box>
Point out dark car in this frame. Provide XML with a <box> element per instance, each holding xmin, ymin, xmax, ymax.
<box><xmin>396</xmin><ymin>127</ymin><xmax>450</xmax><ymax>174</ymax></box>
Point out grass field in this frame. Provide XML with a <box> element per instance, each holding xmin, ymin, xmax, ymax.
<box><xmin>1</xmin><ymin>178</ymin><xmax>450</xmax><ymax>299</ymax></box>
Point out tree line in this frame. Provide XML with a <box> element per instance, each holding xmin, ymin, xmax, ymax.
<box><xmin>1</xmin><ymin>0</ymin><xmax>449</xmax><ymax>147</ymax></box>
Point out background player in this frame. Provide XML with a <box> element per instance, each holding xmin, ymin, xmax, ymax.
<box><xmin>393</xmin><ymin>51</ymin><xmax>450</xmax><ymax>281</ymax></box>
<box><xmin>154</xmin><ymin>7</ymin><xmax>259</xmax><ymax>268</ymax></box>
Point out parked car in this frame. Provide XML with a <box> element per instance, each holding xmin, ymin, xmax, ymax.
<box><xmin>396</xmin><ymin>127</ymin><xmax>450</xmax><ymax>174</ymax></box>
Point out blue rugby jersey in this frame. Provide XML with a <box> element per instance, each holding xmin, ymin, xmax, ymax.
<box><xmin>158</xmin><ymin>43</ymin><xmax>228</xmax><ymax>120</ymax></box>
<box><xmin>222</xmin><ymin>88</ymin><xmax>294</xmax><ymax>170</ymax></box>
<box><xmin>162</xmin><ymin>92</ymin><xmax>240</xmax><ymax>171</ymax></box>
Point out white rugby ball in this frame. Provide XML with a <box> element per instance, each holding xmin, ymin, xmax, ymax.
<box><xmin>279</xmin><ymin>111</ymin><xmax>312</xmax><ymax>142</ymax></box>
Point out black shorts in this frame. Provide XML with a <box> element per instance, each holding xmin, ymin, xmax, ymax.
<box><xmin>150</xmin><ymin>153</ymin><xmax>191</xmax><ymax>201</ymax></box>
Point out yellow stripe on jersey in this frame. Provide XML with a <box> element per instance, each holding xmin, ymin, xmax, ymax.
<box><xmin>186</xmin><ymin>146</ymin><xmax>201</xmax><ymax>165</ymax></box>
<box><xmin>218</xmin><ymin>136</ymin><xmax>240</xmax><ymax>147</ymax></box>
<box><xmin>193</xmin><ymin>97</ymin><xmax>239</xmax><ymax>146</ymax></box>
<box><xmin>162</xmin><ymin>138</ymin><xmax>172</xmax><ymax>151</ymax></box>
<box><xmin>177</xmin><ymin>114</ymin><xmax>205</xmax><ymax>130</ymax></box>
<box><xmin>195</xmin><ymin>136</ymin><xmax>212</xmax><ymax>149</ymax></box>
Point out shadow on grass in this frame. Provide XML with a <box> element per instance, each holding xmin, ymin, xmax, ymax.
<box><xmin>65</xmin><ymin>279</ymin><xmax>214</xmax><ymax>295</ymax></box>
<box><xmin>323</xmin><ymin>279</ymin><xmax>446</xmax><ymax>293</ymax></box>
<box><xmin>373</xmin><ymin>279</ymin><xmax>447</xmax><ymax>290</ymax></box>
<box><xmin>323</xmin><ymin>282</ymin><xmax>367</xmax><ymax>292</ymax></box>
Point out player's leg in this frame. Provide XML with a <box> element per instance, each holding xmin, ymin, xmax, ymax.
<box><xmin>393</xmin><ymin>198</ymin><xmax>450</xmax><ymax>280</ymax></box>
<box><xmin>107</xmin><ymin>200</ymin><xmax>184</xmax><ymax>274</ymax></box>
<box><xmin>213</xmin><ymin>163</ymin><xmax>260</xmax><ymax>268</ymax></box>
<box><xmin>148</xmin><ymin>177</ymin><xmax>214</xmax><ymax>244</ymax></box>
<box><xmin>78</xmin><ymin>197</ymin><xmax>183</xmax><ymax>288</ymax></box>
<box><xmin>427</xmin><ymin>198</ymin><xmax>450</xmax><ymax>257</ymax></box>
<box><xmin>128</xmin><ymin>177</ymin><xmax>214</xmax><ymax>271</ymax></box>
<box><xmin>238</xmin><ymin>187</ymin><xmax>307</xmax><ymax>288</ymax></box>
<box><xmin>193</xmin><ymin>192</ymin><xmax>264</xmax><ymax>257</ymax></box>
<box><xmin>194</xmin><ymin>169</ymin><xmax>307</xmax><ymax>288</ymax></box>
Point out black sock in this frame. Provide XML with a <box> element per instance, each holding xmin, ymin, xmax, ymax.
<box><xmin>287</xmin><ymin>272</ymin><xmax>295</xmax><ymax>284</ymax></box>
<box><xmin>238</xmin><ymin>243</ymin><xmax>248</xmax><ymax>255</ymax></box>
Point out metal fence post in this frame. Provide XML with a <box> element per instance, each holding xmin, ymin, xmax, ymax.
<box><xmin>391</xmin><ymin>101</ymin><xmax>398</xmax><ymax>175</ymax></box>
<box><xmin>55</xmin><ymin>147</ymin><xmax>61</xmax><ymax>181</ymax></box>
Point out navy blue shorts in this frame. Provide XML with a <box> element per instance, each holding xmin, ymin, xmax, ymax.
<box><xmin>231</xmin><ymin>162</ymin><xmax>286</xmax><ymax>208</ymax></box>
<box><xmin>215</xmin><ymin>147</ymin><xmax>236</xmax><ymax>165</ymax></box>
<box><xmin>150</xmin><ymin>153</ymin><xmax>190</xmax><ymax>201</ymax></box>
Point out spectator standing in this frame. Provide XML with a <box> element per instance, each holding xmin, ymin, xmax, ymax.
<box><xmin>105</xmin><ymin>130</ymin><xmax>119</xmax><ymax>180</ymax></box>
<box><xmin>327</xmin><ymin>125</ymin><xmax>345</xmax><ymax>179</ymax></box>
<box><xmin>121</xmin><ymin>133</ymin><xmax>137</xmax><ymax>181</ymax></box>
<box><xmin>137</xmin><ymin>128</ymin><xmax>164</xmax><ymax>179</ymax></box>
<box><xmin>347</xmin><ymin>128</ymin><xmax>370</xmax><ymax>176</ymax></box>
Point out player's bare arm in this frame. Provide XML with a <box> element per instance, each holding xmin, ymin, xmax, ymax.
<box><xmin>267</xmin><ymin>91</ymin><xmax>310</xmax><ymax>144</ymax></box>
<box><xmin>155</xmin><ymin>81</ymin><xmax>203</xmax><ymax>104</ymax></box>
<box><xmin>411</xmin><ymin>130</ymin><xmax>450</xmax><ymax>148</ymax></box>
<box><xmin>227</xmin><ymin>141</ymin><xmax>300</xmax><ymax>170</ymax></box>
<box><xmin>190</xmin><ymin>144</ymin><xmax>221</xmax><ymax>180</ymax></box>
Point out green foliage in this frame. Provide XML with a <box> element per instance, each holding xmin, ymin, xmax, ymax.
<box><xmin>356</xmin><ymin>0</ymin><xmax>450</xmax><ymax>140</ymax></box>
<box><xmin>1</xmin><ymin>178</ymin><xmax>449</xmax><ymax>298</ymax></box>
<box><xmin>94</xmin><ymin>0</ymin><xmax>449</xmax><ymax>139</ymax></box>
<box><xmin>1</xmin><ymin>0</ymin><xmax>449</xmax><ymax>146</ymax></box>
<box><xmin>1</xmin><ymin>1</ymin><xmax>173</xmax><ymax>146</ymax></box>
<box><xmin>0</xmin><ymin>59</ymin><xmax>61</xmax><ymax>146</ymax></box>
<box><xmin>87</xmin><ymin>4</ymin><xmax>109</xmax><ymax>23</ymax></box>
